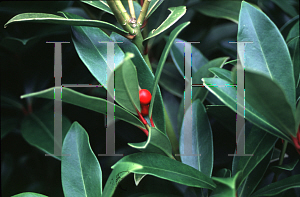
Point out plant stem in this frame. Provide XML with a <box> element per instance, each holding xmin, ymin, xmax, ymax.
<box><xmin>273</xmin><ymin>140</ymin><xmax>288</xmax><ymax>182</ymax></box>
<box><xmin>115</xmin><ymin>0</ymin><xmax>131</xmax><ymax>22</ymax></box>
<box><xmin>128</xmin><ymin>0</ymin><xmax>136</xmax><ymax>18</ymax></box>
<box><xmin>137</xmin><ymin>0</ymin><xmax>151</xmax><ymax>26</ymax></box>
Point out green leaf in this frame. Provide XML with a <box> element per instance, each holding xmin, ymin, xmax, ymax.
<box><xmin>193</xmin><ymin>1</ymin><xmax>242</xmax><ymax>23</ymax></box>
<box><xmin>287</xmin><ymin>36</ymin><xmax>300</xmax><ymax>88</ymax></box>
<box><xmin>193</xmin><ymin>57</ymin><xmax>229</xmax><ymax>103</ymax></box>
<box><xmin>286</xmin><ymin>21</ymin><xmax>299</xmax><ymax>43</ymax></box>
<box><xmin>210</xmin><ymin>171</ymin><xmax>243</xmax><ymax>197</ymax></box>
<box><xmin>110</xmin><ymin>32</ymin><xmax>166</xmax><ymax>134</ymax></box>
<box><xmin>179</xmin><ymin>99</ymin><xmax>213</xmax><ymax>177</ymax></box>
<box><xmin>80</xmin><ymin>0</ymin><xmax>113</xmax><ymax>15</ymax></box>
<box><xmin>280</xmin><ymin>15</ymin><xmax>299</xmax><ymax>40</ymax></box>
<box><xmin>20</xmin><ymin>110</ymin><xmax>71</xmax><ymax>160</ymax></box>
<box><xmin>271</xmin><ymin>158</ymin><xmax>299</xmax><ymax>172</ymax></box>
<box><xmin>209</xmin><ymin>67</ymin><xmax>233</xmax><ymax>83</ymax></box>
<box><xmin>215</xmin><ymin>168</ymin><xmax>231</xmax><ymax>178</ymax></box>
<box><xmin>238</xmin><ymin>1</ymin><xmax>295</xmax><ymax>110</ymax></box>
<box><xmin>238</xmin><ymin>148</ymin><xmax>274</xmax><ymax>197</ymax></box>
<box><xmin>20</xmin><ymin>87</ymin><xmax>144</xmax><ymax>128</ymax></box>
<box><xmin>170</xmin><ymin>38</ymin><xmax>208</xmax><ymax>78</ymax></box>
<box><xmin>61</xmin><ymin>11</ymin><xmax>126</xmax><ymax>90</ymax></box>
<box><xmin>232</xmin><ymin>125</ymin><xmax>277</xmax><ymax>189</ymax></box>
<box><xmin>271</xmin><ymin>0</ymin><xmax>298</xmax><ymax>17</ymax></box>
<box><xmin>144</xmin><ymin>6</ymin><xmax>187</xmax><ymax>41</ymax></box>
<box><xmin>251</xmin><ymin>175</ymin><xmax>300</xmax><ymax>197</ymax></box>
<box><xmin>102</xmin><ymin>153</ymin><xmax>216</xmax><ymax>196</ymax></box>
<box><xmin>146</xmin><ymin>0</ymin><xmax>164</xmax><ymax>19</ymax></box>
<box><xmin>11</xmin><ymin>192</ymin><xmax>48</xmax><ymax>197</ymax></box>
<box><xmin>108</xmin><ymin>53</ymin><xmax>141</xmax><ymax>115</ymax></box>
<box><xmin>62</xmin><ymin>122</ymin><xmax>102</xmax><ymax>197</ymax></box>
<box><xmin>134</xmin><ymin>173</ymin><xmax>146</xmax><ymax>186</ymax></box>
<box><xmin>128</xmin><ymin>127</ymin><xmax>173</xmax><ymax>158</ymax></box>
<box><xmin>244</xmin><ymin>70</ymin><xmax>296</xmax><ymax>137</ymax></box>
<box><xmin>148</xmin><ymin>22</ymin><xmax>190</xmax><ymax>118</ymax></box>
<box><xmin>4</xmin><ymin>12</ymin><xmax>128</xmax><ymax>35</ymax></box>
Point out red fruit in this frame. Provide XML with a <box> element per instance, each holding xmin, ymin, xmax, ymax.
<box><xmin>141</xmin><ymin>104</ymin><xmax>149</xmax><ymax>116</ymax></box>
<box><xmin>139</xmin><ymin>89</ymin><xmax>152</xmax><ymax>105</ymax></box>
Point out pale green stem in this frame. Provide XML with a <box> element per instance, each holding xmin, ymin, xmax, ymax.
<box><xmin>115</xmin><ymin>0</ymin><xmax>131</xmax><ymax>22</ymax></box>
<box><xmin>128</xmin><ymin>0</ymin><xmax>136</xmax><ymax>18</ymax></box>
<box><xmin>137</xmin><ymin>0</ymin><xmax>151</xmax><ymax>26</ymax></box>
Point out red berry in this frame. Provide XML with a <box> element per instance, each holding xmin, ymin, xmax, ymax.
<box><xmin>139</xmin><ymin>89</ymin><xmax>152</xmax><ymax>105</ymax></box>
<box><xmin>141</xmin><ymin>104</ymin><xmax>149</xmax><ymax>116</ymax></box>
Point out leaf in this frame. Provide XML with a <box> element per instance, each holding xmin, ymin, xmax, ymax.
<box><xmin>286</xmin><ymin>20</ymin><xmax>299</xmax><ymax>43</ymax></box>
<box><xmin>244</xmin><ymin>70</ymin><xmax>296</xmax><ymax>137</ymax></box>
<box><xmin>144</xmin><ymin>6</ymin><xmax>187</xmax><ymax>41</ymax></box>
<box><xmin>61</xmin><ymin>122</ymin><xmax>102</xmax><ymax>197</ymax></box>
<box><xmin>20</xmin><ymin>87</ymin><xmax>144</xmax><ymax>128</ymax></box>
<box><xmin>271</xmin><ymin>0</ymin><xmax>298</xmax><ymax>17</ymax></box>
<box><xmin>179</xmin><ymin>99</ymin><xmax>213</xmax><ymax>177</ymax></box>
<box><xmin>209</xmin><ymin>67</ymin><xmax>233</xmax><ymax>83</ymax></box>
<box><xmin>238</xmin><ymin>1</ymin><xmax>295</xmax><ymax>110</ymax></box>
<box><xmin>232</xmin><ymin>125</ymin><xmax>277</xmax><ymax>189</ymax></box>
<box><xmin>202</xmin><ymin>77</ymin><xmax>291</xmax><ymax>142</ymax></box>
<box><xmin>148</xmin><ymin>22</ymin><xmax>190</xmax><ymax>118</ymax></box>
<box><xmin>20</xmin><ymin>110</ymin><xmax>71</xmax><ymax>160</ymax></box>
<box><xmin>146</xmin><ymin>0</ymin><xmax>164</xmax><ymax>19</ymax></box>
<box><xmin>287</xmin><ymin>35</ymin><xmax>300</xmax><ymax>88</ymax></box>
<box><xmin>251</xmin><ymin>175</ymin><xmax>300</xmax><ymax>197</ymax></box>
<box><xmin>280</xmin><ymin>15</ymin><xmax>299</xmax><ymax>40</ymax></box>
<box><xmin>61</xmin><ymin>11</ymin><xmax>126</xmax><ymax>90</ymax></box>
<box><xmin>102</xmin><ymin>153</ymin><xmax>216</xmax><ymax>196</ymax></box>
<box><xmin>170</xmin><ymin>38</ymin><xmax>208</xmax><ymax>78</ymax></box>
<box><xmin>193</xmin><ymin>1</ymin><xmax>242</xmax><ymax>23</ymax></box>
<box><xmin>80</xmin><ymin>0</ymin><xmax>113</xmax><ymax>15</ymax></box>
<box><xmin>4</xmin><ymin>12</ymin><xmax>128</xmax><ymax>35</ymax></box>
<box><xmin>11</xmin><ymin>192</ymin><xmax>48</xmax><ymax>197</ymax></box>
<box><xmin>215</xmin><ymin>168</ymin><xmax>231</xmax><ymax>178</ymax></box>
<box><xmin>108</xmin><ymin>53</ymin><xmax>141</xmax><ymax>115</ymax></box>
<box><xmin>128</xmin><ymin>127</ymin><xmax>173</xmax><ymax>159</ymax></box>
<box><xmin>110</xmin><ymin>32</ymin><xmax>166</xmax><ymax>134</ymax></box>
<box><xmin>134</xmin><ymin>173</ymin><xmax>146</xmax><ymax>186</ymax></box>
<box><xmin>271</xmin><ymin>158</ymin><xmax>299</xmax><ymax>172</ymax></box>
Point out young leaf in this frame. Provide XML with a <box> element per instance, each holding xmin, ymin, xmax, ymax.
<box><xmin>209</xmin><ymin>67</ymin><xmax>233</xmax><ymax>83</ymax></box>
<box><xmin>179</xmin><ymin>99</ymin><xmax>213</xmax><ymax>178</ymax></box>
<box><xmin>11</xmin><ymin>192</ymin><xmax>48</xmax><ymax>197</ymax></box>
<box><xmin>61</xmin><ymin>122</ymin><xmax>102</xmax><ymax>197</ymax></box>
<box><xmin>80</xmin><ymin>0</ymin><xmax>113</xmax><ymax>15</ymax></box>
<box><xmin>144</xmin><ymin>6</ymin><xmax>187</xmax><ymax>41</ymax></box>
<box><xmin>146</xmin><ymin>0</ymin><xmax>164</xmax><ymax>19</ymax></box>
<box><xmin>20</xmin><ymin>87</ymin><xmax>144</xmax><ymax>128</ymax></box>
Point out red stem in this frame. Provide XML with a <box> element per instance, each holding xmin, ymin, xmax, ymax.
<box><xmin>150</xmin><ymin>116</ymin><xmax>154</xmax><ymax>127</ymax></box>
<box><xmin>140</xmin><ymin>0</ymin><xmax>144</xmax><ymax>6</ymax></box>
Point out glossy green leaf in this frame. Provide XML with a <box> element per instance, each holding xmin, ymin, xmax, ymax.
<box><xmin>215</xmin><ymin>168</ymin><xmax>231</xmax><ymax>178</ymax></box>
<box><xmin>210</xmin><ymin>171</ymin><xmax>242</xmax><ymax>197</ymax></box>
<box><xmin>286</xmin><ymin>21</ymin><xmax>299</xmax><ymax>43</ymax></box>
<box><xmin>287</xmin><ymin>36</ymin><xmax>300</xmax><ymax>88</ymax></box>
<box><xmin>62</xmin><ymin>12</ymin><xmax>125</xmax><ymax>90</ymax></box>
<box><xmin>251</xmin><ymin>175</ymin><xmax>300</xmax><ymax>197</ymax></box>
<box><xmin>232</xmin><ymin>125</ymin><xmax>277</xmax><ymax>189</ymax></box>
<box><xmin>80</xmin><ymin>0</ymin><xmax>113</xmax><ymax>15</ymax></box>
<box><xmin>20</xmin><ymin>110</ymin><xmax>71</xmax><ymax>160</ymax></box>
<box><xmin>128</xmin><ymin>127</ymin><xmax>173</xmax><ymax>158</ymax></box>
<box><xmin>193</xmin><ymin>1</ymin><xmax>242</xmax><ymax>23</ymax></box>
<box><xmin>144</xmin><ymin>6</ymin><xmax>186</xmax><ymax>41</ymax></box>
<box><xmin>179</xmin><ymin>99</ymin><xmax>213</xmax><ymax>177</ymax></box>
<box><xmin>296</xmin><ymin>101</ymin><xmax>300</xmax><ymax>129</ymax></box>
<box><xmin>108</xmin><ymin>53</ymin><xmax>141</xmax><ymax>115</ymax></box>
<box><xmin>148</xmin><ymin>22</ymin><xmax>190</xmax><ymax>118</ymax></box>
<box><xmin>238</xmin><ymin>1</ymin><xmax>295</xmax><ymax>109</ymax></box>
<box><xmin>271</xmin><ymin>0</ymin><xmax>298</xmax><ymax>17</ymax></box>
<box><xmin>4</xmin><ymin>12</ymin><xmax>128</xmax><ymax>35</ymax></box>
<box><xmin>193</xmin><ymin>57</ymin><xmax>229</xmax><ymax>103</ymax></box>
<box><xmin>110</xmin><ymin>32</ymin><xmax>166</xmax><ymax>134</ymax></box>
<box><xmin>11</xmin><ymin>192</ymin><xmax>48</xmax><ymax>197</ymax></box>
<box><xmin>61</xmin><ymin>122</ymin><xmax>102</xmax><ymax>197</ymax></box>
<box><xmin>20</xmin><ymin>87</ymin><xmax>144</xmax><ymax>128</ymax></box>
<box><xmin>170</xmin><ymin>38</ymin><xmax>208</xmax><ymax>78</ymax></box>
<box><xmin>209</xmin><ymin>67</ymin><xmax>233</xmax><ymax>83</ymax></box>
<box><xmin>271</xmin><ymin>158</ymin><xmax>299</xmax><ymax>172</ymax></box>
<box><xmin>280</xmin><ymin>15</ymin><xmax>299</xmax><ymax>40</ymax></box>
<box><xmin>238</xmin><ymin>148</ymin><xmax>274</xmax><ymax>197</ymax></box>
<box><xmin>102</xmin><ymin>153</ymin><xmax>216</xmax><ymax>196</ymax></box>
<box><xmin>134</xmin><ymin>173</ymin><xmax>146</xmax><ymax>186</ymax></box>
<box><xmin>202</xmin><ymin>77</ymin><xmax>291</xmax><ymax>142</ymax></box>
<box><xmin>146</xmin><ymin>0</ymin><xmax>164</xmax><ymax>19</ymax></box>
<box><xmin>244</xmin><ymin>70</ymin><xmax>296</xmax><ymax>136</ymax></box>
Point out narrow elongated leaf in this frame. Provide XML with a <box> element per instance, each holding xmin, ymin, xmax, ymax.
<box><xmin>110</xmin><ymin>32</ymin><xmax>166</xmax><ymax>134</ymax></box>
<box><xmin>20</xmin><ymin>87</ymin><xmax>144</xmax><ymax>128</ymax></box>
<box><xmin>194</xmin><ymin>1</ymin><xmax>242</xmax><ymax>23</ymax></box>
<box><xmin>251</xmin><ymin>175</ymin><xmax>300</xmax><ymax>197</ymax></box>
<box><xmin>232</xmin><ymin>125</ymin><xmax>277</xmax><ymax>189</ymax></box>
<box><xmin>244</xmin><ymin>70</ymin><xmax>296</xmax><ymax>136</ymax></box>
<box><xmin>62</xmin><ymin>122</ymin><xmax>102</xmax><ymax>197</ymax></box>
<box><xmin>128</xmin><ymin>127</ymin><xmax>173</xmax><ymax>158</ymax></box>
<box><xmin>286</xmin><ymin>21</ymin><xmax>299</xmax><ymax>42</ymax></box>
<box><xmin>179</xmin><ymin>99</ymin><xmax>213</xmax><ymax>177</ymax></box>
<box><xmin>144</xmin><ymin>6</ymin><xmax>186</xmax><ymax>41</ymax></box>
<box><xmin>102</xmin><ymin>153</ymin><xmax>216</xmax><ymax>196</ymax></box>
<box><xmin>146</xmin><ymin>0</ymin><xmax>164</xmax><ymax>19</ymax></box>
<box><xmin>108</xmin><ymin>53</ymin><xmax>141</xmax><ymax>115</ymax></box>
<box><xmin>280</xmin><ymin>15</ymin><xmax>299</xmax><ymax>40</ymax></box>
<box><xmin>62</xmin><ymin>12</ymin><xmax>125</xmax><ymax>90</ymax></box>
<box><xmin>271</xmin><ymin>0</ymin><xmax>298</xmax><ymax>17</ymax></box>
<box><xmin>170</xmin><ymin>38</ymin><xmax>208</xmax><ymax>78</ymax></box>
<box><xmin>12</xmin><ymin>192</ymin><xmax>48</xmax><ymax>197</ymax></box>
<box><xmin>20</xmin><ymin>110</ymin><xmax>71</xmax><ymax>160</ymax></box>
<box><xmin>238</xmin><ymin>1</ymin><xmax>295</xmax><ymax>109</ymax></box>
<box><xmin>80</xmin><ymin>0</ymin><xmax>113</xmax><ymax>15</ymax></box>
<box><xmin>209</xmin><ymin>67</ymin><xmax>233</xmax><ymax>83</ymax></box>
<box><xmin>271</xmin><ymin>158</ymin><xmax>299</xmax><ymax>172</ymax></box>
<box><xmin>4</xmin><ymin>12</ymin><xmax>128</xmax><ymax>35</ymax></box>
<box><xmin>148</xmin><ymin>22</ymin><xmax>190</xmax><ymax>118</ymax></box>
<box><xmin>202</xmin><ymin>77</ymin><xmax>291</xmax><ymax>142</ymax></box>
